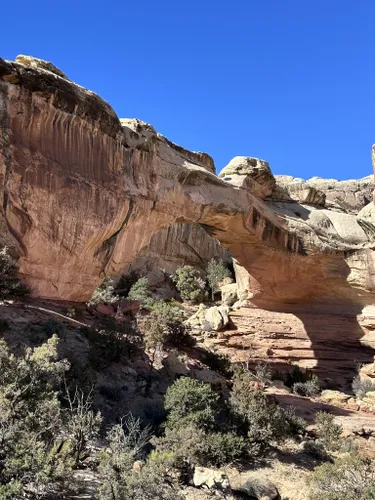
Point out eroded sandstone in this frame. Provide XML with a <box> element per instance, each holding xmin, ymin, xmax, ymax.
<box><xmin>0</xmin><ymin>54</ymin><xmax>375</xmax><ymax>319</ymax></box>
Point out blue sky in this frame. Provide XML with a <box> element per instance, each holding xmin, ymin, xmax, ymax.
<box><xmin>1</xmin><ymin>0</ymin><xmax>375</xmax><ymax>179</ymax></box>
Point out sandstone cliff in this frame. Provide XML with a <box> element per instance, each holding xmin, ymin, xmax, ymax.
<box><xmin>1</xmin><ymin>55</ymin><xmax>375</xmax><ymax>319</ymax></box>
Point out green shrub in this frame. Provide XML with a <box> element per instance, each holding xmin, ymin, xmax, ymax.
<box><xmin>0</xmin><ymin>246</ymin><xmax>30</xmax><ymax>299</ymax></box>
<box><xmin>139</xmin><ymin>302</ymin><xmax>193</xmax><ymax>352</ymax></box>
<box><xmin>200</xmin><ymin>349</ymin><xmax>234</xmax><ymax>378</ymax></box>
<box><xmin>293</xmin><ymin>376</ymin><xmax>320</xmax><ymax>397</ymax></box>
<box><xmin>255</xmin><ymin>362</ymin><xmax>272</xmax><ymax>385</ymax></box>
<box><xmin>88</xmin><ymin>277</ymin><xmax>120</xmax><ymax>306</ymax></box>
<box><xmin>128</xmin><ymin>277</ymin><xmax>153</xmax><ymax>307</ymax></box>
<box><xmin>0</xmin><ymin>335</ymin><xmax>74</xmax><ymax>497</ymax></box>
<box><xmin>303</xmin><ymin>440</ymin><xmax>330</xmax><ymax>461</ymax></box>
<box><xmin>230</xmin><ymin>369</ymin><xmax>303</xmax><ymax>449</ymax></box>
<box><xmin>149</xmin><ymin>300</ymin><xmax>186</xmax><ymax>323</ymax></box>
<box><xmin>315</xmin><ymin>411</ymin><xmax>343</xmax><ymax>452</ymax></box>
<box><xmin>172</xmin><ymin>266</ymin><xmax>207</xmax><ymax>303</ymax></box>
<box><xmin>64</xmin><ymin>387</ymin><xmax>102</xmax><ymax>467</ymax></box>
<box><xmin>115</xmin><ymin>270</ymin><xmax>140</xmax><ymax>297</ymax></box>
<box><xmin>309</xmin><ymin>454</ymin><xmax>375</xmax><ymax>500</ymax></box>
<box><xmin>164</xmin><ymin>377</ymin><xmax>220</xmax><ymax>431</ymax></box>
<box><xmin>199</xmin><ymin>432</ymin><xmax>250</xmax><ymax>466</ymax></box>
<box><xmin>82</xmin><ymin>319</ymin><xmax>143</xmax><ymax>370</ymax></box>
<box><xmin>206</xmin><ymin>258</ymin><xmax>231</xmax><ymax>300</ymax></box>
<box><xmin>98</xmin><ymin>415</ymin><xmax>181</xmax><ymax>500</ymax></box>
<box><xmin>352</xmin><ymin>375</ymin><xmax>375</xmax><ymax>399</ymax></box>
<box><xmin>284</xmin><ymin>365</ymin><xmax>317</xmax><ymax>387</ymax></box>
<box><xmin>164</xmin><ymin>322</ymin><xmax>196</xmax><ymax>349</ymax></box>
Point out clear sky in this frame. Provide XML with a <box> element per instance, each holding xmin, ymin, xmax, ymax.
<box><xmin>1</xmin><ymin>0</ymin><xmax>375</xmax><ymax>179</ymax></box>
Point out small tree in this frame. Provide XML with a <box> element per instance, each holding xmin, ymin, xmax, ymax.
<box><xmin>172</xmin><ymin>266</ymin><xmax>206</xmax><ymax>303</ymax></box>
<box><xmin>164</xmin><ymin>377</ymin><xmax>220</xmax><ymax>431</ymax></box>
<box><xmin>64</xmin><ymin>386</ymin><xmax>102</xmax><ymax>467</ymax></box>
<box><xmin>315</xmin><ymin>411</ymin><xmax>343</xmax><ymax>452</ymax></box>
<box><xmin>0</xmin><ymin>246</ymin><xmax>30</xmax><ymax>299</ymax></box>
<box><xmin>128</xmin><ymin>277</ymin><xmax>153</xmax><ymax>307</ymax></box>
<box><xmin>206</xmin><ymin>258</ymin><xmax>231</xmax><ymax>300</ymax></box>
<box><xmin>115</xmin><ymin>270</ymin><xmax>140</xmax><ymax>297</ymax></box>
<box><xmin>88</xmin><ymin>278</ymin><xmax>119</xmax><ymax>306</ymax></box>
<box><xmin>98</xmin><ymin>414</ymin><xmax>181</xmax><ymax>500</ymax></box>
<box><xmin>352</xmin><ymin>375</ymin><xmax>375</xmax><ymax>399</ymax></box>
<box><xmin>0</xmin><ymin>335</ymin><xmax>73</xmax><ymax>497</ymax></box>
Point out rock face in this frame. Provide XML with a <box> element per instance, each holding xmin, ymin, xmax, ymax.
<box><xmin>126</xmin><ymin>223</ymin><xmax>231</xmax><ymax>276</ymax></box>
<box><xmin>1</xmin><ymin>54</ymin><xmax>375</xmax><ymax>325</ymax></box>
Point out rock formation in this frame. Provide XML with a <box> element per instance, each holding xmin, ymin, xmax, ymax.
<box><xmin>125</xmin><ymin>223</ymin><xmax>231</xmax><ymax>278</ymax></box>
<box><xmin>1</xmin><ymin>54</ymin><xmax>375</xmax><ymax>322</ymax></box>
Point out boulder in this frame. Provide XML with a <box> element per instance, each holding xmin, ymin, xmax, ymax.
<box><xmin>15</xmin><ymin>54</ymin><xmax>69</xmax><ymax>79</ymax></box>
<box><xmin>319</xmin><ymin>390</ymin><xmax>351</xmax><ymax>407</ymax></box>
<box><xmin>193</xmin><ymin>467</ymin><xmax>231</xmax><ymax>492</ymax></box>
<box><xmin>187</xmin><ymin>305</ymin><xmax>230</xmax><ymax>331</ymax></box>
<box><xmin>219</xmin><ymin>156</ymin><xmax>275</xmax><ymax>198</ymax></box>
<box><xmin>186</xmin><ymin>304</ymin><xmax>208</xmax><ymax>329</ymax></box>
<box><xmin>162</xmin><ymin>352</ymin><xmax>190</xmax><ymax>377</ymax></box>
<box><xmin>204</xmin><ymin>306</ymin><xmax>230</xmax><ymax>331</ymax></box>
<box><xmin>220</xmin><ymin>283</ymin><xmax>238</xmax><ymax>306</ymax></box>
<box><xmin>232</xmin><ymin>478</ymin><xmax>280</xmax><ymax>500</ymax></box>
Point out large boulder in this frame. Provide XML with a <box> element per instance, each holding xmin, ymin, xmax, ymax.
<box><xmin>187</xmin><ymin>305</ymin><xmax>230</xmax><ymax>331</ymax></box>
<box><xmin>220</xmin><ymin>283</ymin><xmax>238</xmax><ymax>306</ymax></box>
<box><xmin>219</xmin><ymin>156</ymin><xmax>276</xmax><ymax>198</ymax></box>
<box><xmin>15</xmin><ymin>54</ymin><xmax>69</xmax><ymax>80</ymax></box>
<box><xmin>231</xmin><ymin>477</ymin><xmax>280</xmax><ymax>500</ymax></box>
<box><xmin>193</xmin><ymin>467</ymin><xmax>231</xmax><ymax>492</ymax></box>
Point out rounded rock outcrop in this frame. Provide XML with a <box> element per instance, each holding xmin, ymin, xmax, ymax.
<box><xmin>15</xmin><ymin>54</ymin><xmax>69</xmax><ymax>80</ymax></box>
<box><xmin>219</xmin><ymin>156</ymin><xmax>276</xmax><ymax>198</ymax></box>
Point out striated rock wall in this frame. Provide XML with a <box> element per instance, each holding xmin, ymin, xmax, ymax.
<box><xmin>1</xmin><ymin>54</ymin><xmax>375</xmax><ymax>320</ymax></box>
<box><xmin>128</xmin><ymin>223</ymin><xmax>231</xmax><ymax>276</ymax></box>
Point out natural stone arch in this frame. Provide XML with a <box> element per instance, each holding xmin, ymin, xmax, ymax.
<box><xmin>0</xmin><ymin>55</ymin><xmax>375</xmax><ymax>315</ymax></box>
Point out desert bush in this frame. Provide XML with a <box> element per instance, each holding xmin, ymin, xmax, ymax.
<box><xmin>115</xmin><ymin>270</ymin><xmax>140</xmax><ymax>297</ymax></box>
<box><xmin>98</xmin><ymin>414</ymin><xmax>180</xmax><ymax>500</ymax></box>
<box><xmin>352</xmin><ymin>375</ymin><xmax>375</xmax><ymax>399</ymax></box>
<box><xmin>206</xmin><ymin>258</ymin><xmax>231</xmax><ymax>300</ymax></box>
<box><xmin>138</xmin><ymin>313</ymin><xmax>166</xmax><ymax>351</ymax></box>
<box><xmin>0</xmin><ymin>246</ymin><xmax>30</xmax><ymax>299</ymax></box>
<box><xmin>315</xmin><ymin>411</ymin><xmax>343</xmax><ymax>452</ymax></box>
<box><xmin>200</xmin><ymin>349</ymin><xmax>234</xmax><ymax>377</ymax></box>
<box><xmin>82</xmin><ymin>319</ymin><xmax>143</xmax><ymax>370</ymax></box>
<box><xmin>152</xmin><ymin>424</ymin><xmax>205</xmax><ymax>470</ymax></box>
<box><xmin>255</xmin><ymin>362</ymin><xmax>272</xmax><ymax>385</ymax></box>
<box><xmin>149</xmin><ymin>300</ymin><xmax>186</xmax><ymax>323</ymax></box>
<box><xmin>164</xmin><ymin>377</ymin><xmax>220</xmax><ymax>431</ymax></box>
<box><xmin>172</xmin><ymin>266</ymin><xmax>207</xmax><ymax>303</ymax></box>
<box><xmin>164</xmin><ymin>322</ymin><xmax>196</xmax><ymax>349</ymax></box>
<box><xmin>139</xmin><ymin>303</ymin><xmax>193</xmax><ymax>352</ymax></box>
<box><xmin>198</xmin><ymin>431</ymin><xmax>250</xmax><ymax>467</ymax></box>
<box><xmin>293</xmin><ymin>376</ymin><xmax>320</xmax><ymax>397</ymax></box>
<box><xmin>128</xmin><ymin>277</ymin><xmax>154</xmax><ymax>307</ymax></box>
<box><xmin>64</xmin><ymin>386</ymin><xmax>102</xmax><ymax>467</ymax></box>
<box><xmin>303</xmin><ymin>440</ymin><xmax>330</xmax><ymax>461</ymax></box>
<box><xmin>284</xmin><ymin>365</ymin><xmax>317</xmax><ymax>387</ymax></box>
<box><xmin>0</xmin><ymin>335</ymin><xmax>74</xmax><ymax>497</ymax></box>
<box><xmin>309</xmin><ymin>454</ymin><xmax>375</xmax><ymax>500</ymax></box>
<box><xmin>88</xmin><ymin>277</ymin><xmax>120</xmax><ymax>306</ymax></box>
<box><xmin>230</xmin><ymin>368</ymin><xmax>303</xmax><ymax>449</ymax></box>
